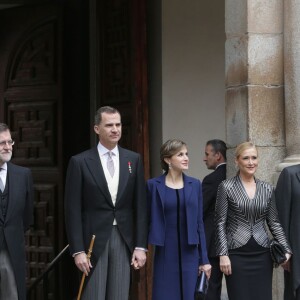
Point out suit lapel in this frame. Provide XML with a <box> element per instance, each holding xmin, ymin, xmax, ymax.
<box><xmin>183</xmin><ymin>174</ymin><xmax>193</xmax><ymax>206</ymax></box>
<box><xmin>116</xmin><ymin>147</ymin><xmax>130</xmax><ymax>202</ymax></box>
<box><xmin>85</xmin><ymin>148</ymin><xmax>112</xmax><ymax>204</ymax></box>
<box><xmin>155</xmin><ymin>174</ymin><xmax>192</xmax><ymax>208</ymax></box>
<box><xmin>296</xmin><ymin>170</ymin><xmax>300</xmax><ymax>183</ymax></box>
<box><xmin>6</xmin><ymin>163</ymin><xmax>17</xmax><ymax>221</ymax></box>
<box><xmin>156</xmin><ymin>175</ymin><xmax>166</xmax><ymax>208</ymax></box>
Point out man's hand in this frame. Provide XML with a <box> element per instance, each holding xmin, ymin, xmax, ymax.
<box><xmin>131</xmin><ymin>249</ymin><xmax>147</xmax><ymax>270</ymax></box>
<box><xmin>74</xmin><ymin>253</ymin><xmax>93</xmax><ymax>276</ymax></box>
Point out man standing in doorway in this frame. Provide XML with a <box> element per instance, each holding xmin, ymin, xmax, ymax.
<box><xmin>64</xmin><ymin>106</ymin><xmax>148</xmax><ymax>299</ymax></box>
<box><xmin>202</xmin><ymin>139</ymin><xmax>227</xmax><ymax>300</ymax></box>
<box><xmin>0</xmin><ymin>123</ymin><xmax>34</xmax><ymax>300</ymax></box>
<box><xmin>275</xmin><ymin>164</ymin><xmax>300</xmax><ymax>300</ymax></box>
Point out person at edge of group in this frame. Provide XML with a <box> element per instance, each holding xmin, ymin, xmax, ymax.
<box><xmin>0</xmin><ymin>123</ymin><xmax>34</xmax><ymax>300</ymax></box>
<box><xmin>275</xmin><ymin>164</ymin><xmax>300</xmax><ymax>300</ymax></box>
<box><xmin>147</xmin><ymin>139</ymin><xmax>211</xmax><ymax>300</ymax></box>
<box><xmin>215</xmin><ymin>141</ymin><xmax>292</xmax><ymax>300</ymax></box>
<box><xmin>64</xmin><ymin>106</ymin><xmax>148</xmax><ymax>300</ymax></box>
<box><xmin>202</xmin><ymin>139</ymin><xmax>227</xmax><ymax>300</ymax></box>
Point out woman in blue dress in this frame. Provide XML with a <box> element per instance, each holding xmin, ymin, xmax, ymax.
<box><xmin>147</xmin><ymin>139</ymin><xmax>211</xmax><ymax>300</ymax></box>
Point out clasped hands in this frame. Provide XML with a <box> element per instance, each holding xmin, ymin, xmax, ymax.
<box><xmin>74</xmin><ymin>249</ymin><xmax>147</xmax><ymax>275</ymax></box>
<box><xmin>131</xmin><ymin>249</ymin><xmax>147</xmax><ymax>270</ymax></box>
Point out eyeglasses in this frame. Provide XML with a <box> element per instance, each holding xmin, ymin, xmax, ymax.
<box><xmin>0</xmin><ymin>140</ymin><xmax>15</xmax><ymax>147</ymax></box>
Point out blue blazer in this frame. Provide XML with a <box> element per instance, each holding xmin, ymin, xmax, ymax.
<box><xmin>147</xmin><ymin>173</ymin><xmax>209</xmax><ymax>264</ymax></box>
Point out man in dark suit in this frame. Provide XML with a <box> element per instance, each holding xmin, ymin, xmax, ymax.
<box><xmin>64</xmin><ymin>106</ymin><xmax>148</xmax><ymax>299</ymax></box>
<box><xmin>0</xmin><ymin>123</ymin><xmax>34</xmax><ymax>300</ymax></box>
<box><xmin>202</xmin><ymin>139</ymin><xmax>227</xmax><ymax>300</ymax></box>
<box><xmin>275</xmin><ymin>164</ymin><xmax>300</xmax><ymax>300</ymax></box>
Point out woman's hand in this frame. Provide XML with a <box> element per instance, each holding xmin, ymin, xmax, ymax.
<box><xmin>285</xmin><ymin>253</ymin><xmax>292</xmax><ymax>262</ymax></box>
<box><xmin>220</xmin><ymin>255</ymin><xmax>232</xmax><ymax>275</ymax></box>
<box><xmin>199</xmin><ymin>264</ymin><xmax>212</xmax><ymax>279</ymax></box>
<box><xmin>281</xmin><ymin>253</ymin><xmax>292</xmax><ymax>271</ymax></box>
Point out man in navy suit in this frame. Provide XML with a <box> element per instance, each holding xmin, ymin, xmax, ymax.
<box><xmin>275</xmin><ymin>164</ymin><xmax>300</xmax><ymax>300</ymax></box>
<box><xmin>202</xmin><ymin>139</ymin><xmax>227</xmax><ymax>300</ymax></box>
<box><xmin>0</xmin><ymin>123</ymin><xmax>33</xmax><ymax>300</ymax></box>
<box><xmin>64</xmin><ymin>106</ymin><xmax>148</xmax><ymax>300</ymax></box>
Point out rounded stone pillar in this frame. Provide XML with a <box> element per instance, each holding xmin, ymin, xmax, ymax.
<box><xmin>277</xmin><ymin>0</ymin><xmax>300</xmax><ymax>171</ymax></box>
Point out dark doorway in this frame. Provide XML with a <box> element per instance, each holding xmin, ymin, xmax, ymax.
<box><xmin>0</xmin><ymin>0</ymin><xmax>150</xmax><ymax>299</ymax></box>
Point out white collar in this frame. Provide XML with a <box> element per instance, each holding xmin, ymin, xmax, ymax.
<box><xmin>97</xmin><ymin>142</ymin><xmax>119</xmax><ymax>157</ymax></box>
<box><xmin>0</xmin><ymin>162</ymin><xmax>7</xmax><ymax>171</ymax></box>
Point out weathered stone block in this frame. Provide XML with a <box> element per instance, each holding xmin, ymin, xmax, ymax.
<box><xmin>248</xmin><ymin>86</ymin><xmax>285</xmax><ymax>146</ymax></box>
<box><xmin>248</xmin><ymin>0</ymin><xmax>283</xmax><ymax>34</ymax></box>
<box><xmin>248</xmin><ymin>34</ymin><xmax>283</xmax><ymax>85</ymax></box>
<box><xmin>226</xmin><ymin>86</ymin><xmax>248</xmax><ymax>145</ymax></box>
<box><xmin>226</xmin><ymin>37</ymin><xmax>248</xmax><ymax>86</ymax></box>
<box><xmin>225</xmin><ymin>0</ymin><xmax>247</xmax><ymax>35</ymax></box>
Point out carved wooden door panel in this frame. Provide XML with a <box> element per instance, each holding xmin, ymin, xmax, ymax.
<box><xmin>95</xmin><ymin>0</ymin><xmax>151</xmax><ymax>299</ymax></box>
<box><xmin>0</xmin><ymin>4</ymin><xmax>64</xmax><ymax>299</ymax></box>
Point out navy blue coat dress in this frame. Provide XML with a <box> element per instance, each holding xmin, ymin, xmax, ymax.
<box><xmin>147</xmin><ymin>173</ymin><xmax>209</xmax><ymax>300</ymax></box>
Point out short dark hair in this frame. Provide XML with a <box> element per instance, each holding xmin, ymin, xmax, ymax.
<box><xmin>94</xmin><ymin>106</ymin><xmax>121</xmax><ymax>125</ymax></box>
<box><xmin>206</xmin><ymin>139</ymin><xmax>227</xmax><ymax>161</ymax></box>
<box><xmin>0</xmin><ymin>123</ymin><xmax>10</xmax><ymax>134</ymax></box>
<box><xmin>160</xmin><ymin>139</ymin><xmax>187</xmax><ymax>172</ymax></box>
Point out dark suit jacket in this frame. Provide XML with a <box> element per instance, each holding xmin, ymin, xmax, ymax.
<box><xmin>215</xmin><ymin>176</ymin><xmax>291</xmax><ymax>256</ymax></box>
<box><xmin>202</xmin><ymin>164</ymin><xmax>226</xmax><ymax>257</ymax></box>
<box><xmin>64</xmin><ymin>146</ymin><xmax>148</xmax><ymax>266</ymax></box>
<box><xmin>275</xmin><ymin>164</ymin><xmax>300</xmax><ymax>292</ymax></box>
<box><xmin>147</xmin><ymin>173</ymin><xmax>209</xmax><ymax>264</ymax></box>
<box><xmin>1</xmin><ymin>162</ymin><xmax>34</xmax><ymax>300</ymax></box>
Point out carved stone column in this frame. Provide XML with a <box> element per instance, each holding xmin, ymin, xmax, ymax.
<box><xmin>276</xmin><ymin>0</ymin><xmax>300</xmax><ymax>173</ymax></box>
<box><xmin>225</xmin><ymin>1</ymin><xmax>285</xmax><ymax>299</ymax></box>
<box><xmin>225</xmin><ymin>0</ymin><xmax>285</xmax><ymax>183</ymax></box>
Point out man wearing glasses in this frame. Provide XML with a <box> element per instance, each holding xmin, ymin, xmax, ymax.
<box><xmin>0</xmin><ymin>123</ymin><xmax>34</xmax><ymax>300</ymax></box>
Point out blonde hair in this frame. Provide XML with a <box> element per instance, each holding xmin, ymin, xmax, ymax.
<box><xmin>235</xmin><ymin>142</ymin><xmax>257</xmax><ymax>159</ymax></box>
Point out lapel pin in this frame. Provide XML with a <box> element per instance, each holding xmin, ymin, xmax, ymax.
<box><xmin>128</xmin><ymin>161</ymin><xmax>132</xmax><ymax>173</ymax></box>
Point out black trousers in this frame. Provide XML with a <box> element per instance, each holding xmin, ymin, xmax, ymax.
<box><xmin>205</xmin><ymin>256</ymin><xmax>223</xmax><ymax>300</ymax></box>
<box><xmin>284</xmin><ymin>270</ymin><xmax>300</xmax><ymax>300</ymax></box>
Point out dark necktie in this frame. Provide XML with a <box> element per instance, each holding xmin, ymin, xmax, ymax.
<box><xmin>107</xmin><ymin>152</ymin><xmax>115</xmax><ymax>177</ymax></box>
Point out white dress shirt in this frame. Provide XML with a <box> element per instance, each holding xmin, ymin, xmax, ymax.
<box><xmin>97</xmin><ymin>142</ymin><xmax>119</xmax><ymax>225</ymax></box>
<box><xmin>0</xmin><ymin>163</ymin><xmax>7</xmax><ymax>188</ymax></box>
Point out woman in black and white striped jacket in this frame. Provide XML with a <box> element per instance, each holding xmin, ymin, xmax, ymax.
<box><xmin>215</xmin><ymin>141</ymin><xmax>292</xmax><ymax>300</ymax></box>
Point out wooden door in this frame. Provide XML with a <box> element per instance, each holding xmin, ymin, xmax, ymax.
<box><xmin>92</xmin><ymin>0</ymin><xmax>151</xmax><ymax>299</ymax></box>
<box><xmin>0</xmin><ymin>4</ymin><xmax>64</xmax><ymax>299</ymax></box>
<box><xmin>0</xmin><ymin>1</ymin><xmax>150</xmax><ymax>299</ymax></box>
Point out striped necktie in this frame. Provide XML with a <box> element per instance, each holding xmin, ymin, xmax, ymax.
<box><xmin>107</xmin><ymin>151</ymin><xmax>115</xmax><ymax>177</ymax></box>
